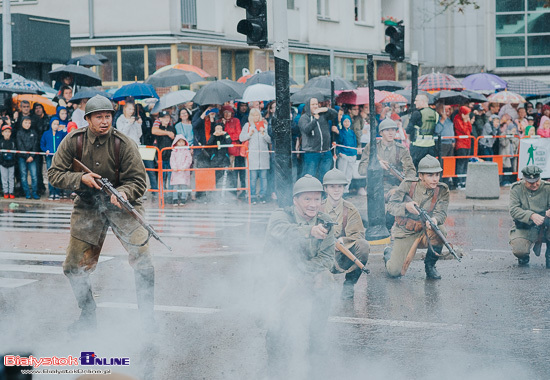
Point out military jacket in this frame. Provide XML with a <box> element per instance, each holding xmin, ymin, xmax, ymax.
<box><xmin>387</xmin><ymin>178</ymin><xmax>449</xmax><ymax>238</ymax></box>
<box><xmin>509</xmin><ymin>180</ymin><xmax>550</xmax><ymax>240</ymax></box>
<box><xmin>322</xmin><ymin>198</ymin><xmax>365</xmax><ymax>250</ymax></box>
<box><xmin>358</xmin><ymin>140</ymin><xmax>416</xmax><ymax>192</ymax></box>
<box><xmin>264</xmin><ymin>206</ymin><xmax>335</xmax><ymax>275</ymax></box>
<box><xmin>48</xmin><ymin>127</ymin><xmax>147</xmax><ymax>245</ymax></box>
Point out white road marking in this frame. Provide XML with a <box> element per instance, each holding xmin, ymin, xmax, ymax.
<box><xmin>0</xmin><ymin>264</ymin><xmax>62</xmax><ymax>274</ymax></box>
<box><xmin>97</xmin><ymin>302</ymin><xmax>220</xmax><ymax>315</ymax></box>
<box><xmin>472</xmin><ymin>249</ymin><xmax>510</xmax><ymax>253</ymax></box>
<box><xmin>329</xmin><ymin>316</ymin><xmax>463</xmax><ymax>330</ymax></box>
<box><xmin>0</xmin><ymin>277</ymin><xmax>37</xmax><ymax>288</ymax></box>
<box><xmin>0</xmin><ymin>252</ymin><xmax>113</xmax><ymax>262</ymax></box>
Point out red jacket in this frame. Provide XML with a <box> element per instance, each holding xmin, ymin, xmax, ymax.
<box><xmin>453</xmin><ymin>115</ymin><xmax>472</xmax><ymax>150</ymax></box>
<box><xmin>222</xmin><ymin>116</ymin><xmax>243</xmax><ymax>157</ymax></box>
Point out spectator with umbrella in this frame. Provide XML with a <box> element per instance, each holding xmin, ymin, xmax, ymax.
<box><xmin>498</xmin><ymin>114</ymin><xmax>519</xmax><ymax>186</ymax></box>
<box><xmin>116</xmin><ymin>102</ymin><xmax>143</xmax><ymax>146</ymax></box>
<box><xmin>479</xmin><ymin>114</ymin><xmax>499</xmax><ymax>161</ymax></box>
<box><xmin>174</xmin><ymin>108</ymin><xmax>194</xmax><ymax>146</ymax></box>
<box><xmin>31</xmin><ymin>102</ymin><xmax>50</xmax><ymax>196</ymax></box>
<box><xmin>347</xmin><ymin>105</ymin><xmax>364</xmax><ymax>149</ymax></box>
<box><xmin>13</xmin><ymin>100</ymin><xmax>32</xmax><ymax>133</ymax></box>
<box><xmin>515</xmin><ymin>107</ymin><xmax>529</xmax><ymax>137</ymax></box>
<box><xmin>16</xmin><ymin>116</ymin><xmax>40</xmax><ymax>199</ymax></box>
<box><xmin>71</xmin><ymin>99</ymin><xmax>88</xmax><ymax>129</ymax></box>
<box><xmin>219</xmin><ymin>105</ymin><xmax>245</xmax><ymax>198</ymax></box>
<box><xmin>152</xmin><ymin>110</ymin><xmax>177</xmax><ymax>202</ymax></box>
<box><xmin>235</xmin><ymin>102</ymin><xmax>249</xmax><ymax>127</ymax></box>
<box><xmin>435</xmin><ymin>104</ymin><xmax>455</xmax><ymax>187</ymax></box>
<box><xmin>192</xmin><ymin>105</ymin><xmax>219</xmax><ymax>169</ymax></box>
<box><xmin>136</xmin><ymin>103</ymin><xmax>158</xmax><ymax>198</ymax></box>
<box><xmin>40</xmin><ymin>117</ymin><xmax>67</xmax><ymax>199</ymax></box>
<box><xmin>453</xmin><ymin>106</ymin><xmax>473</xmax><ymax>189</ymax></box>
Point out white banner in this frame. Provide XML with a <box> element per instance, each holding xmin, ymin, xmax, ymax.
<box><xmin>518</xmin><ymin>138</ymin><xmax>550</xmax><ymax>179</ymax></box>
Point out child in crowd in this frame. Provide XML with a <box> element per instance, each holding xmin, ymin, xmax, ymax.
<box><xmin>56</xmin><ymin>106</ymin><xmax>69</xmax><ymax>132</ymax></box>
<box><xmin>40</xmin><ymin>117</ymin><xmax>67</xmax><ymax>200</ymax></box>
<box><xmin>15</xmin><ymin>116</ymin><xmax>40</xmax><ymax>199</ymax></box>
<box><xmin>170</xmin><ymin>135</ymin><xmax>193</xmax><ymax>206</ymax></box>
<box><xmin>67</xmin><ymin>121</ymin><xmax>78</xmax><ymax>134</ymax></box>
<box><xmin>207</xmin><ymin>123</ymin><xmax>232</xmax><ymax>188</ymax></box>
<box><xmin>334</xmin><ymin>114</ymin><xmax>357</xmax><ymax>194</ymax></box>
<box><xmin>0</xmin><ymin>125</ymin><xmax>16</xmax><ymax>198</ymax></box>
<box><xmin>537</xmin><ymin>116</ymin><xmax>550</xmax><ymax>138</ymax></box>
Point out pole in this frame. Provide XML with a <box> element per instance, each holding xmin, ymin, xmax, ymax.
<box><xmin>2</xmin><ymin>0</ymin><xmax>13</xmax><ymax>78</ymax></box>
<box><xmin>365</xmin><ymin>54</ymin><xmax>389</xmax><ymax>241</ymax></box>
<box><xmin>330</xmin><ymin>49</ymin><xmax>335</xmax><ymax>107</ymax></box>
<box><xmin>272</xmin><ymin>0</ymin><xmax>292</xmax><ymax>207</ymax></box>
<box><xmin>410</xmin><ymin>64</ymin><xmax>418</xmax><ymax>113</ymax></box>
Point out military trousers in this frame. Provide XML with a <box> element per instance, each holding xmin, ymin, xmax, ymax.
<box><xmin>509</xmin><ymin>226</ymin><xmax>550</xmax><ymax>259</ymax></box>
<box><xmin>386</xmin><ymin>228</ymin><xmax>444</xmax><ymax>277</ymax></box>
<box><xmin>333</xmin><ymin>239</ymin><xmax>370</xmax><ymax>285</ymax></box>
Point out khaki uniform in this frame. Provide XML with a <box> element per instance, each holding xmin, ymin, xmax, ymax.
<box><xmin>386</xmin><ymin>179</ymin><xmax>449</xmax><ymax>277</ymax></box>
<box><xmin>263</xmin><ymin>206</ymin><xmax>335</xmax><ymax>379</ymax></box>
<box><xmin>322</xmin><ymin>198</ymin><xmax>370</xmax><ymax>285</ymax></box>
<box><xmin>509</xmin><ymin>180</ymin><xmax>550</xmax><ymax>258</ymax></box>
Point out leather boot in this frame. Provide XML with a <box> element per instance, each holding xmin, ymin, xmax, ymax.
<box><xmin>545</xmin><ymin>243</ymin><xmax>550</xmax><ymax>269</ymax></box>
<box><xmin>383</xmin><ymin>246</ymin><xmax>392</xmax><ymax>266</ymax></box>
<box><xmin>134</xmin><ymin>267</ymin><xmax>156</xmax><ymax>330</ymax></box>
<box><xmin>67</xmin><ymin>275</ymin><xmax>97</xmax><ymax>333</ymax></box>
<box><xmin>518</xmin><ymin>255</ymin><xmax>530</xmax><ymax>267</ymax></box>
<box><xmin>425</xmin><ymin>247</ymin><xmax>442</xmax><ymax>280</ymax></box>
<box><xmin>341</xmin><ymin>282</ymin><xmax>355</xmax><ymax>300</ymax></box>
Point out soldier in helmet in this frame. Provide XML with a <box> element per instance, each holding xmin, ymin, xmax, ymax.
<box><xmin>322</xmin><ymin>168</ymin><xmax>370</xmax><ymax>299</ymax></box>
<box><xmin>358</xmin><ymin>118</ymin><xmax>416</xmax><ymax>229</ymax></box>
<box><xmin>264</xmin><ymin>174</ymin><xmax>335</xmax><ymax>379</ymax></box>
<box><xmin>48</xmin><ymin>95</ymin><xmax>156</xmax><ymax>333</ymax></box>
<box><xmin>384</xmin><ymin>155</ymin><xmax>450</xmax><ymax>279</ymax></box>
<box><xmin>509</xmin><ymin>165</ymin><xmax>550</xmax><ymax>268</ymax></box>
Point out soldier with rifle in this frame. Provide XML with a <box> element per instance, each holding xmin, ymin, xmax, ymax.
<box><xmin>358</xmin><ymin>118</ymin><xmax>416</xmax><ymax>230</ymax></box>
<box><xmin>384</xmin><ymin>155</ymin><xmax>453</xmax><ymax>279</ymax></box>
<box><xmin>48</xmin><ymin>95</ymin><xmax>162</xmax><ymax>333</ymax></box>
<box><xmin>321</xmin><ymin>168</ymin><xmax>370</xmax><ymax>300</ymax></box>
<box><xmin>509</xmin><ymin>165</ymin><xmax>550</xmax><ymax>268</ymax></box>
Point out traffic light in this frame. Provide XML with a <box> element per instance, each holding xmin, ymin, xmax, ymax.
<box><xmin>385</xmin><ymin>22</ymin><xmax>405</xmax><ymax>62</ymax></box>
<box><xmin>236</xmin><ymin>0</ymin><xmax>268</xmax><ymax>49</ymax></box>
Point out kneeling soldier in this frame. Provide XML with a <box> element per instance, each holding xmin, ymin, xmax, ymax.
<box><xmin>509</xmin><ymin>165</ymin><xmax>550</xmax><ymax>267</ymax></box>
<box><xmin>322</xmin><ymin>168</ymin><xmax>370</xmax><ymax>299</ymax></box>
<box><xmin>385</xmin><ymin>155</ymin><xmax>449</xmax><ymax>279</ymax></box>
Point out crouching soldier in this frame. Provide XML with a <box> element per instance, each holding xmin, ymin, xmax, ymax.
<box><xmin>384</xmin><ymin>155</ymin><xmax>449</xmax><ymax>279</ymax></box>
<box><xmin>322</xmin><ymin>168</ymin><xmax>370</xmax><ymax>299</ymax></box>
<box><xmin>509</xmin><ymin>165</ymin><xmax>550</xmax><ymax>268</ymax></box>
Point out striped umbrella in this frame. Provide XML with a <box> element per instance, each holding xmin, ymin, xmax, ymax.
<box><xmin>0</xmin><ymin>78</ymin><xmax>44</xmax><ymax>94</ymax></box>
<box><xmin>335</xmin><ymin>88</ymin><xmax>385</xmax><ymax>105</ymax></box>
<box><xmin>153</xmin><ymin>64</ymin><xmax>211</xmax><ymax>78</ymax></box>
<box><xmin>379</xmin><ymin>90</ymin><xmax>407</xmax><ymax>103</ymax></box>
<box><xmin>487</xmin><ymin>90</ymin><xmax>526</xmax><ymax>104</ymax></box>
<box><xmin>407</xmin><ymin>72</ymin><xmax>464</xmax><ymax>92</ymax></box>
<box><xmin>506</xmin><ymin>79</ymin><xmax>550</xmax><ymax>98</ymax></box>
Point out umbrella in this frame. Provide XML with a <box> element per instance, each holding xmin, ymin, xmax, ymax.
<box><xmin>374</xmin><ymin>80</ymin><xmax>404</xmax><ymax>91</ymax></box>
<box><xmin>237</xmin><ymin>74</ymin><xmax>252</xmax><ymax>83</ymax></box>
<box><xmin>13</xmin><ymin>94</ymin><xmax>56</xmax><ymax>115</ymax></box>
<box><xmin>290</xmin><ymin>87</ymin><xmax>331</xmax><ymax>104</ymax></box>
<box><xmin>506</xmin><ymin>79</ymin><xmax>550</xmax><ymax>98</ymax></box>
<box><xmin>406</xmin><ymin>72</ymin><xmax>464</xmax><ymax>92</ymax></box>
<box><xmin>70</xmin><ymin>89</ymin><xmax>112</xmax><ymax>103</ymax></box>
<box><xmin>144</xmin><ymin>68</ymin><xmax>204</xmax><ymax>87</ymax></box>
<box><xmin>240</xmin><ymin>84</ymin><xmax>276</xmax><ymax>103</ymax></box>
<box><xmin>245</xmin><ymin>70</ymin><xmax>298</xmax><ymax>86</ymax></box>
<box><xmin>335</xmin><ymin>88</ymin><xmax>385</xmax><ymax>105</ymax></box>
<box><xmin>462</xmin><ymin>73</ymin><xmax>507</xmax><ymax>92</ymax></box>
<box><xmin>487</xmin><ymin>90</ymin><xmax>526</xmax><ymax>104</ymax></box>
<box><xmin>461</xmin><ymin>89</ymin><xmax>488</xmax><ymax>103</ymax></box>
<box><xmin>112</xmin><ymin>83</ymin><xmax>159</xmax><ymax>102</ymax></box>
<box><xmin>379</xmin><ymin>90</ymin><xmax>408</xmax><ymax>103</ymax></box>
<box><xmin>0</xmin><ymin>78</ymin><xmax>44</xmax><ymax>94</ymax></box>
<box><xmin>433</xmin><ymin>90</ymin><xmax>470</xmax><ymax>105</ymax></box>
<box><xmin>154</xmin><ymin>64</ymin><xmax>211</xmax><ymax>78</ymax></box>
<box><xmin>192</xmin><ymin>80</ymin><xmax>244</xmax><ymax>105</ymax></box>
<box><xmin>151</xmin><ymin>90</ymin><xmax>196</xmax><ymax>113</ymax></box>
<box><xmin>0</xmin><ymin>72</ymin><xmax>26</xmax><ymax>81</ymax></box>
<box><xmin>304</xmin><ymin>75</ymin><xmax>356</xmax><ymax>91</ymax></box>
<box><xmin>49</xmin><ymin>64</ymin><xmax>102</xmax><ymax>87</ymax></box>
<box><xmin>394</xmin><ymin>89</ymin><xmax>436</xmax><ymax>104</ymax></box>
<box><xmin>66</xmin><ymin>55</ymin><xmax>104</xmax><ymax>66</ymax></box>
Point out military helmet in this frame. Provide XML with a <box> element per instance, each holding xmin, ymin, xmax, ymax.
<box><xmin>378</xmin><ymin>118</ymin><xmax>398</xmax><ymax>132</ymax></box>
<box><xmin>521</xmin><ymin>165</ymin><xmax>543</xmax><ymax>183</ymax></box>
<box><xmin>84</xmin><ymin>95</ymin><xmax>115</xmax><ymax>117</ymax></box>
<box><xmin>418</xmin><ymin>155</ymin><xmax>442</xmax><ymax>173</ymax></box>
<box><xmin>323</xmin><ymin>168</ymin><xmax>349</xmax><ymax>186</ymax></box>
<box><xmin>293</xmin><ymin>174</ymin><xmax>324</xmax><ymax>197</ymax></box>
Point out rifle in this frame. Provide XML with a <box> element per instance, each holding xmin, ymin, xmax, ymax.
<box><xmin>322</xmin><ymin>221</ymin><xmax>369</xmax><ymax>274</ymax></box>
<box><xmin>404</xmin><ymin>194</ymin><xmax>460</xmax><ymax>262</ymax></box>
<box><xmin>387</xmin><ymin>163</ymin><xmax>405</xmax><ymax>181</ymax></box>
<box><xmin>72</xmin><ymin>158</ymin><xmax>172</xmax><ymax>251</ymax></box>
<box><xmin>533</xmin><ymin>215</ymin><xmax>548</xmax><ymax>257</ymax></box>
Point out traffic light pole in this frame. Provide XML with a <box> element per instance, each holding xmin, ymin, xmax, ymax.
<box><xmin>410</xmin><ymin>63</ymin><xmax>419</xmax><ymax>112</ymax></box>
<box><xmin>272</xmin><ymin>0</ymin><xmax>292</xmax><ymax>207</ymax></box>
<box><xmin>365</xmin><ymin>54</ymin><xmax>390</xmax><ymax>241</ymax></box>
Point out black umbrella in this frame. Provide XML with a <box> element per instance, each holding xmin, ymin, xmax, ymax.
<box><xmin>246</xmin><ymin>70</ymin><xmax>298</xmax><ymax>86</ymax></box>
<box><xmin>192</xmin><ymin>80</ymin><xmax>244</xmax><ymax>105</ymax></box>
<box><xmin>70</xmin><ymin>89</ymin><xmax>112</xmax><ymax>103</ymax></box>
<box><xmin>290</xmin><ymin>87</ymin><xmax>331</xmax><ymax>104</ymax></box>
<box><xmin>66</xmin><ymin>55</ymin><xmax>104</xmax><ymax>67</ymax></box>
<box><xmin>373</xmin><ymin>80</ymin><xmax>404</xmax><ymax>91</ymax></box>
<box><xmin>433</xmin><ymin>90</ymin><xmax>470</xmax><ymax>105</ymax></box>
<box><xmin>49</xmin><ymin>64</ymin><xmax>102</xmax><ymax>87</ymax></box>
<box><xmin>461</xmin><ymin>89</ymin><xmax>488</xmax><ymax>103</ymax></box>
<box><xmin>394</xmin><ymin>89</ymin><xmax>436</xmax><ymax>104</ymax></box>
<box><xmin>304</xmin><ymin>75</ymin><xmax>356</xmax><ymax>91</ymax></box>
<box><xmin>144</xmin><ymin>68</ymin><xmax>204</xmax><ymax>87</ymax></box>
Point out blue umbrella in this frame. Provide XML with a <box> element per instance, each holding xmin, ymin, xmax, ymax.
<box><xmin>462</xmin><ymin>73</ymin><xmax>507</xmax><ymax>92</ymax></box>
<box><xmin>112</xmin><ymin>83</ymin><xmax>159</xmax><ymax>101</ymax></box>
<box><xmin>0</xmin><ymin>78</ymin><xmax>44</xmax><ymax>94</ymax></box>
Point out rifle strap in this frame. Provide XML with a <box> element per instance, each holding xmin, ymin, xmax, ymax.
<box><xmin>339</xmin><ymin>205</ymin><xmax>348</xmax><ymax>238</ymax></box>
<box><xmin>76</xmin><ymin>130</ymin><xmax>122</xmax><ymax>186</ymax></box>
<box><xmin>409</xmin><ymin>182</ymin><xmax>440</xmax><ymax>213</ymax></box>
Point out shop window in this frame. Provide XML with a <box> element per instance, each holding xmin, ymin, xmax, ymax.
<box><xmin>95</xmin><ymin>47</ymin><xmax>118</xmax><ymax>82</ymax></box>
<box><xmin>121</xmin><ymin>46</ymin><xmax>145</xmax><ymax>82</ymax></box>
<box><xmin>148</xmin><ymin>45</ymin><xmax>171</xmax><ymax>76</ymax></box>
<box><xmin>191</xmin><ymin>45</ymin><xmax>218</xmax><ymax>78</ymax></box>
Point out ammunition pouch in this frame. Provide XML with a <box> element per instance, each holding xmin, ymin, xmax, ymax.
<box><xmin>395</xmin><ymin>216</ymin><xmax>424</xmax><ymax>232</ymax></box>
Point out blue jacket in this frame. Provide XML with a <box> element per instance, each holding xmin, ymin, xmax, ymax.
<box><xmin>337</xmin><ymin>126</ymin><xmax>357</xmax><ymax>157</ymax></box>
<box><xmin>40</xmin><ymin>128</ymin><xmax>66</xmax><ymax>154</ymax></box>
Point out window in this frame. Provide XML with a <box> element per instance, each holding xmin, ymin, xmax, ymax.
<box><xmin>290</xmin><ymin>53</ymin><xmax>306</xmax><ymax>85</ymax></box>
<box><xmin>287</xmin><ymin>0</ymin><xmax>295</xmax><ymax>9</ymax></box>
<box><xmin>355</xmin><ymin>59</ymin><xmax>366</xmax><ymax>82</ymax></box>
<box><xmin>235</xmin><ymin>51</ymin><xmax>250</xmax><ymax>81</ymax></box>
<box><xmin>95</xmin><ymin>47</ymin><xmax>118</xmax><ymax>83</ymax></box>
<box><xmin>355</xmin><ymin>0</ymin><xmax>366</xmax><ymax>22</ymax></box>
<box><xmin>308</xmin><ymin>54</ymin><xmax>330</xmax><ymax>79</ymax></box>
<box><xmin>191</xmin><ymin>45</ymin><xmax>218</xmax><ymax>78</ymax></box>
<box><xmin>221</xmin><ymin>50</ymin><xmax>233</xmax><ymax>80</ymax></box>
<box><xmin>317</xmin><ymin>0</ymin><xmax>329</xmax><ymax>18</ymax></box>
<box><xmin>334</xmin><ymin>57</ymin><xmax>354</xmax><ymax>80</ymax></box>
<box><xmin>495</xmin><ymin>0</ymin><xmax>550</xmax><ymax>68</ymax></box>
<box><xmin>121</xmin><ymin>46</ymin><xmax>144</xmax><ymax>81</ymax></box>
<box><xmin>254</xmin><ymin>51</ymin><xmax>269</xmax><ymax>72</ymax></box>
<box><xmin>177</xmin><ymin>44</ymin><xmax>190</xmax><ymax>64</ymax></box>
<box><xmin>147</xmin><ymin>45</ymin><xmax>171</xmax><ymax>77</ymax></box>
<box><xmin>181</xmin><ymin>0</ymin><xmax>197</xmax><ymax>29</ymax></box>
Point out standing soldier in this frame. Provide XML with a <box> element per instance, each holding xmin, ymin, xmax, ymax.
<box><xmin>509</xmin><ymin>165</ymin><xmax>550</xmax><ymax>267</ymax></box>
<box><xmin>322</xmin><ymin>168</ymin><xmax>370</xmax><ymax>299</ymax></box>
<box><xmin>48</xmin><ymin>95</ymin><xmax>155</xmax><ymax>332</ymax></box>
<box><xmin>358</xmin><ymin>118</ymin><xmax>416</xmax><ymax>229</ymax></box>
<box><xmin>406</xmin><ymin>94</ymin><xmax>439</xmax><ymax>168</ymax></box>
<box><xmin>384</xmin><ymin>155</ymin><xmax>449</xmax><ymax>279</ymax></box>
<box><xmin>264</xmin><ymin>174</ymin><xmax>335</xmax><ymax>379</ymax></box>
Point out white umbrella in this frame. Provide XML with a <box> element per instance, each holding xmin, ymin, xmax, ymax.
<box><xmin>240</xmin><ymin>84</ymin><xmax>276</xmax><ymax>103</ymax></box>
<box><xmin>151</xmin><ymin>90</ymin><xmax>196</xmax><ymax>113</ymax></box>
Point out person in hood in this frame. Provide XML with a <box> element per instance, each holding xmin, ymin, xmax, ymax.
<box><xmin>56</xmin><ymin>106</ymin><xmax>69</xmax><ymax>132</ymax></box>
<box><xmin>170</xmin><ymin>135</ymin><xmax>193</xmax><ymax>206</ymax></box>
<box><xmin>16</xmin><ymin>116</ymin><xmax>40</xmax><ymax>199</ymax></box>
<box><xmin>207</xmin><ymin>122</ymin><xmax>232</xmax><ymax>187</ymax></box>
<box><xmin>0</xmin><ymin>125</ymin><xmax>16</xmax><ymax>198</ymax></box>
<box><xmin>40</xmin><ymin>117</ymin><xmax>67</xmax><ymax>199</ymax></box>
<box><xmin>453</xmin><ymin>106</ymin><xmax>473</xmax><ymax>189</ymax></box>
<box><xmin>298</xmin><ymin>97</ymin><xmax>338</xmax><ymax>181</ymax></box>
<box><xmin>220</xmin><ymin>105</ymin><xmax>246</xmax><ymax>196</ymax></box>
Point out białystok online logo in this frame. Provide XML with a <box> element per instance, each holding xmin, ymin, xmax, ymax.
<box><xmin>4</xmin><ymin>352</ymin><xmax>130</xmax><ymax>367</ymax></box>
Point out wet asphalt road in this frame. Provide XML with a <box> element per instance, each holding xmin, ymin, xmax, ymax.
<box><xmin>0</xmin><ymin>201</ymin><xmax>549</xmax><ymax>380</ymax></box>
